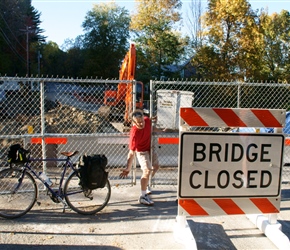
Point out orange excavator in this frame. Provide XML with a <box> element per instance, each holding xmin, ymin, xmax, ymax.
<box><xmin>101</xmin><ymin>43</ymin><xmax>144</xmax><ymax>128</ymax></box>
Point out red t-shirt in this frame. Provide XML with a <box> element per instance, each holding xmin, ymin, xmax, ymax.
<box><xmin>129</xmin><ymin>116</ymin><xmax>151</xmax><ymax>152</ymax></box>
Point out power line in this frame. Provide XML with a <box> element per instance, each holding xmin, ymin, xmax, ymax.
<box><xmin>0</xmin><ymin>26</ymin><xmax>26</xmax><ymax>64</ymax></box>
<box><xmin>0</xmin><ymin>11</ymin><xmax>26</xmax><ymax>51</ymax></box>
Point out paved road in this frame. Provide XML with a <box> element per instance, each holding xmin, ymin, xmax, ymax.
<box><xmin>0</xmin><ymin>185</ymin><xmax>289</xmax><ymax>249</ymax></box>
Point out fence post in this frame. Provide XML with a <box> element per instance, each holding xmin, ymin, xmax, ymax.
<box><xmin>40</xmin><ymin>80</ymin><xmax>47</xmax><ymax>172</ymax></box>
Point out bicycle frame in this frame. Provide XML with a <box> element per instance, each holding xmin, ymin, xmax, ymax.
<box><xmin>19</xmin><ymin>156</ymin><xmax>79</xmax><ymax>203</ymax></box>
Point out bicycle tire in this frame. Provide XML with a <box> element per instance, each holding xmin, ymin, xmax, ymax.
<box><xmin>0</xmin><ymin>168</ymin><xmax>38</xmax><ymax>219</ymax></box>
<box><xmin>64</xmin><ymin>171</ymin><xmax>111</xmax><ymax>215</ymax></box>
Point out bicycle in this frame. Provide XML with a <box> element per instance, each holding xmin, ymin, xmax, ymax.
<box><xmin>0</xmin><ymin>150</ymin><xmax>111</xmax><ymax>219</ymax></box>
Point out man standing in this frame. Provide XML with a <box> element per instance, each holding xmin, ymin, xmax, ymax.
<box><xmin>119</xmin><ymin>109</ymin><xmax>162</xmax><ymax>206</ymax></box>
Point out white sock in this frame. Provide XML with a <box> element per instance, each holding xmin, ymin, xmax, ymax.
<box><xmin>141</xmin><ymin>191</ymin><xmax>146</xmax><ymax>197</ymax></box>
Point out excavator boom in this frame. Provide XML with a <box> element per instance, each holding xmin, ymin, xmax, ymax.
<box><xmin>103</xmin><ymin>43</ymin><xmax>143</xmax><ymax>125</ymax></box>
<box><xmin>119</xmin><ymin>44</ymin><xmax>136</xmax><ymax>81</ymax></box>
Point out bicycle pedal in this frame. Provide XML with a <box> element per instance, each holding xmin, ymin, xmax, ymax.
<box><xmin>37</xmin><ymin>201</ymin><xmax>41</xmax><ymax>206</ymax></box>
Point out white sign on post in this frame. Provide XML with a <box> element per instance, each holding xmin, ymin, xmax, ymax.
<box><xmin>156</xmin><ymin>90</ymin><xmax>194</xmax><ymax>130</ymax></box>
<box><xmin>179</xmin><ymin>132</ymin><xmax>284</xmax><ymax>198</ymax></box>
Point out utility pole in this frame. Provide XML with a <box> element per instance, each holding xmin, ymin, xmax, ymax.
<box><xmin>38</xmin><ymin>50</ymin><xmax>42</xmax><ymax>76</ymax></box>
<box><xmin>20</xmin><ymin>26</ymin><xmax>32</xmax><ymax>76</ymax></box>
<box><xmin>26</xmin><ymin>26</ymin><xmax>29</xmax><ymax>76</ymax></box>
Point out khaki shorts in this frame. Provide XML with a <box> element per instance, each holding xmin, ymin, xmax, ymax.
<box><xmin>136</xmin><ymin>151</ymin><xmax>159</xmax><ymax>170</ymax></box>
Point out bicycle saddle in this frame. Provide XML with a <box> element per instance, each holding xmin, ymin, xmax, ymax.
<box><xmin>61</xmin><ymin>151</ymin><xmax>79</xmax><ymax>157</ymax></box>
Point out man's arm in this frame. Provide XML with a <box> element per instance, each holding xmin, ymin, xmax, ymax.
<box><xmin>119</xmin><ymin>149</ymin><xmax>135</xmax><ymax>178</ymax></box>
<box><xmin>151</xmin><ymin>117</ymin><xmax>174</xmax><ymax>133</ymax></box>
<box><xmin>153</xmin><ymin>127</ymin><xmax>173</xmax><ymax>133</ymax></box>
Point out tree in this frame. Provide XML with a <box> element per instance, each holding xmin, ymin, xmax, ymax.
<box><xmin>259</xmin><ymin>10</ymin><xmax>290</xmax><ymax>82</ymax></box>
<box><xmin>192</xmin><ymin>0</ymin><xmax>261</xmax><ymax>80</ymax></box>
<box><xmin>190</xmin><ymin>0</ymin><xmax>290</xmax><ymax>81</ymax></box>
<box><xmin>185</xmin><ymin>0</ymin><xmax>203</xmax><ymax>49</ymax></box>
<box><xmin>41</xmin><ymin>41</ymin><xmax>66</xmax><ymax>76</ymax></box>
<box><xmin>62</xmin><ymin>36</ymin><xmax>85</xmax><ymax>78</ymax></box>
<box><xmin>0</xmin><ymin>0</ymin><xmax>44</xmax><ymax>76</ymax></box>
<box><xmin>130</xmin><ymin>0</ymin><xmax>188</xmax><ymax>80</ymax></box>
<box><xmin>81</xmin><ymin>3</ymin><xmax>131</xmax><ymax>78</ymax></box>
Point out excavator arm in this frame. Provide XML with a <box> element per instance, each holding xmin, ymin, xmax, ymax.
<box><xmin>119</xmin><ymin>43</ymin><xmax>136</xmax><ymax>81</ymax></box>
<box><xmin>103</xmin><ymin>43</ymin><xmax>143</xmax><ymax>125</ymax></box>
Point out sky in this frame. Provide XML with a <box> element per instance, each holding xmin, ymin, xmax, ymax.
<box><xmin>31</xmin><ymin>0</ymin><xmax>289</xmax><ymax>48</ymax></box>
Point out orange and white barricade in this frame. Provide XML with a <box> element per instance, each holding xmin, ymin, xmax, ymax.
<box><xmin>174</xmin><ymin>107</ymin><xmax>289</xmax><ymax>250</ymax></box>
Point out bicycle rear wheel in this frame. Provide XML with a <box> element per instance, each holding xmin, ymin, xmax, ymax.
<box><xmin>64</xmin><ymin>171</ymin><xmax>111</xmax><ymax>215</ymax></box>
<box><xmin>0</xmin><ymin>168</ymin><xmax>38</xmax><ymax>219</ymax></box>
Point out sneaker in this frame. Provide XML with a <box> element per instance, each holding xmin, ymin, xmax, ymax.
<box><xmin>146</xmin><ymin>185</ymin><xmax>152</xmax><ymax>195</ymax></box>
<box><xmin>139</xmin><ymin>194</ymin><xmax>154</xmax><ymax>206</ymax></box>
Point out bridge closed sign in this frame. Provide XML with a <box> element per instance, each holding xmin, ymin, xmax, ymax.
<box><xmin>178</xmin><ymin>132</ymin><xmax>284</xmax><ymax>198</ymax></box>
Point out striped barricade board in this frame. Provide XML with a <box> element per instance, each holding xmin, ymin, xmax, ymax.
<box><xmin>179</xmin><ymin>107</ymin><xmax>285</xmax><ymax>128</ymax></box>
<box><xmin>178</xmin><ymin>107</ymin><xmax>286</xmax><ymax>216</ymax></box>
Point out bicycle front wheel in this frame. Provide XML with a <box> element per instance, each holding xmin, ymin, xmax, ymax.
<box><xmin>0</xmin><ymin>168</ymin><xmax>38</xmax><ymax>219</ymax></box>
<box><xmin>64</xmin><ymin>171</ymin><xmax>111</xmax><ymax>215</ymax></box>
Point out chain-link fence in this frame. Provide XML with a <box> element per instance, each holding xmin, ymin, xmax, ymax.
<box><xmin>0</xmin><ymin>77</ymin><xmax>138</xmax><ymax>187</ymax></box>
<box><xmin>0</xmin><ymin>77</ymin><xmax>289</xmax><ymax>193</ymax></box>
<box><xmin>150</xmin><ymin>80</ymin><xmax>290</xmax><ymax>190</ymax></box>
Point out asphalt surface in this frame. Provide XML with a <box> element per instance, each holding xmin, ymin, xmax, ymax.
<box><xmin>0</xmin><ymin>184</ymin><xmax>289</xmax><ymax>250</ymax></box>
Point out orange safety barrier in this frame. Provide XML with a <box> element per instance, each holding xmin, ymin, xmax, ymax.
<box><xmin>31</xmin><ymin>137</ymin><xmax>68</xmax><ymax>145</ymax></box>
<box><xmin>158</xmin><ymin>137</ymin><xmax>179</xmax><ymax>144</ymax></box>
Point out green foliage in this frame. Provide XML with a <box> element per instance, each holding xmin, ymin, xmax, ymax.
<box><xmin>195</xmin><ymin>0</ymin><xmax>259</xmax><ymax>80</ymax></box>
<box><xmin>81</xmin><ymin>3</ymin><xmax>131</xmax><ymax>78</ymax></box>
<box><xmin>40</xmin><ymin>41</ymin><xmax>66</xmax><ymax>77</ymax></box>
<box><xmin>130</xmin><ymin>0</ymin><xmax>187</xmax><ymax>81</ymax></box>
<box><xmin>190</xmin><ymin>0</ymin><xmax>290</xmax><ymax>82</ymax></box>
<box><xmin>2</xmin><ymin>0</ymin><xmax>288</xmax><ymax>82</ymax></box>
<box><xmin>259</xmin><ymin>10</ymin><xmax>290</xmax><ymax>82</ymax></box>
<box><xmin>0</xmin><ymin>0</ymin><xmax>45</xmax><ymax>76</ymax></box>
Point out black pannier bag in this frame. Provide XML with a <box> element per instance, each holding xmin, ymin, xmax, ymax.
<box><xmin>78</xmin><ymin>154</ymin><xmax>108</xmax><ymax>189</ymax></box>
<box><xmin>7</xmin><ymin>144</ymin><xmax>30</xmax><ymax>165</ymax></box>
